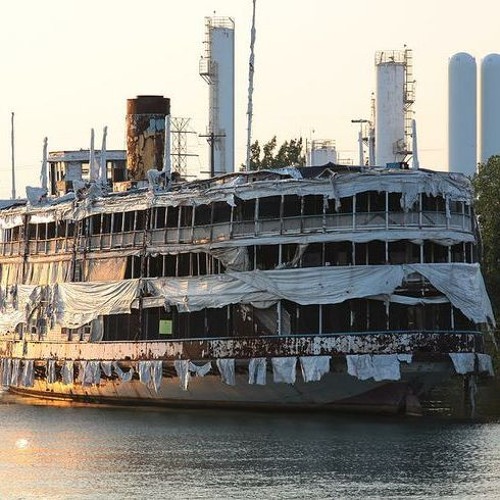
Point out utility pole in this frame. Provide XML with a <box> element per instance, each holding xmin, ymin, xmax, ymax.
<box><xmin>200</xmin><ymin>131</ymin><xmax>225</xmax><ymax>177</ymax></box>
<box><xmin>351</xmin><ymin>119</ymin><xmax>369</xmax><ymax>166</ymax></box>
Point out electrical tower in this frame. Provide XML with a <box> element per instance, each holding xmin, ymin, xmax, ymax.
<box><xmin>170</xmin><ymin>117</ymin><xmax>197</xmax><ymax>178</ymax></box>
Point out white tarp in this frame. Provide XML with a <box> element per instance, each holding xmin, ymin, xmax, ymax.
<box><xmin>100</xmin><ymin>361</ymin><xmax>112</xmax><ymax>377</ymax></box>
<box><xmin>150</xmin><ymin>361</ymin><xmax>163</xmax><ymax>393</ymax></box>
<box><xmin>81</xmin><ymin>361</ymin><xmax>101</xmax><ymax>386</ymax></box>
<box><xmin>0</xmin><ymin>214</ymin><xmax>24</xmax><ymax>229</ymax></box>
<box><xmin>449</xmin><ymin>353</ymin><xmax>495</xmax><ymax>376</ymax></box>
<box><xmin>406</xmin><ymin>264</ymin><xmax>495</xmax><ymax>326</ymax></box>
<box><xmin>10</xmin><ymin>359</ymin><xmax>21</xmax><ymax>386</ymax></box>
<box><xmin>299</xmin><ymin>356</ymin><xmax>331</xmax><ymax>382</ymax></box>
<box><xmin>272</xmin><ymin>357</ymin><xmax>297</xmax><ymax>384</ymax></box>
<box><xmin>24</xmin><ymin>260</ymin><xmax>72</xmax><ymax>286</ymax></box>
<box><xmin>21</xmin><ymin>360</ymin><xmax>34</xmax><ymax>387</ymax></box>
<box><xmin>174</xmin><ymin>360</ymin><xmax>190</xmax><ymax>391</ymax></box>
<box><xmin>1</xmin><ymin>358</ymin><xmax>11</xmax><ymax>386</ymax></box>
<box><xmin>189</xmin><ymin>361</ymin><xmax>212</xmax><ymax>377</ymax></box>
<box><xmin>0</xmin><ymin>169</ymin><xmax>473</xmax><ymax>233</ymax></box>
<box><xmin>397</xmin><ymin>354</ymin><xmax>413</xmax><ymax>364</ymax></box>
<box><xmin>248</xmin><ymin>358</ymin><xmax>267</xmax><ymax>385</ymax></box>
<box><xmin>216</xmin><ymin>358</ymin><xmax>236</xmax><ymax>386</ymax></box>
<box><xmin>62</xmin><ymin>360</ymin><xmax>74</xmax><ymax>385</ymax></box>
<box><xmin>449</xmin><ymin>353</ymin><xmax>476</xmax><ymax>374</ymax></box>
<box><xmin>113</xmin><ymin>362</ymin><xmax>134</xmax><ymax>382</ymax></box>
<box><xmin>145</xmin><ymin>263</ymin><xmax>493</xmax><ymax>325</ymax></box>
<box><xmin>0</xmin><ymin>285</ymin><xmax>38</xmax><ymax>332</ymax></box>
<box><xmin>46</xmin><ymin>359</ymin><xmax>56</xmax><ymax>384</ymax></box>
<box><xmin>54</xmin><ymin>280</ymin><xmax>140</xmax><ymax>329</ymax></box>
<box><xmin>147</xmin><ymin>266</ymin><xmax>405</xmax><ymax>312</ymax></box>
<box><xmin>138</xmin><ymin>361</ymin><xmax>151</xmax><ymax>385</ymax></box>
<box><xmin>0</xmin><ymin>263</ymin><xmax>493</xmax><ymax>335</ymax></box>
<box><xmin>147</xmin><ymin>228</ymin><xmax>476</xmax><ymax>257</ymax></box>
<box><xmin>138</xmin><ymin>360</ymin><xmax>163</xmax><ymax>392</ymax></box>
<box><xmin>233</xmin><ymin>170</ymin><xmax>472</xmax><ymax>211</ymax></box>
<box><xmin>476</xmin><ymin>353</ymin><xmax>495</xmax><ymax>376</ymax></box>
<box><xmin>346</xmin><ymin>354</ymin><xmax>403</xmax><ymax>381</ymax></box>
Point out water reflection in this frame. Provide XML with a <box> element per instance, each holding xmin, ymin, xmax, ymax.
<box><xmin>1</xmin><ymin>390</ymin><xmax>500</xmax><ymax>499</ymax></box>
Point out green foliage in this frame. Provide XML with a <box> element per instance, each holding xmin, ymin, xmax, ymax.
<box><xmin>473</xmin><ymin>155</ymin><xmax>500</xmax><ymax>316</ymax></box>
<box><xmin>244</xmin><ymin>136</ymin><xmax>306</xmax><ymax>171</ymax></box>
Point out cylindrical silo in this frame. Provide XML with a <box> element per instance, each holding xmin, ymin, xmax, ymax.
<box><xmin>200</xmin><ymin>17</ymin><xmax>235</xmax><ymax>176</ymax></box>
<box><xmin>448</xmin><ymin>53</ymin><xmax>477</xmax><ymax>175</ymax></box>
<box><xmin>126</xmin><ymin>95</ymin><xmax>171</xmax><ymax>181</ymax></box>
<box><xmin>480</xmin><ymin>54</ymin><xmax>500</xmax><ymax>163</ymax></box>
<box><xmin>375</xmin><ymin>52</ymin><xmax>406</xmax><ymax>167</ymax></box>
<box><xmin>307</xmin><ymin>140</ymin><xmax>337</xmax><ymax>165</ymax></box>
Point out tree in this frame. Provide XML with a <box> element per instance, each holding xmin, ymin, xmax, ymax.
<box><xmin>473</xmin><ymin>155</ymin><xmax>500</xmax><ymax>315</ymax></box>
<box><xmin>243</xmin><ymin>136</ymin><xmax>306</xmax><ymax>171</ymax></box>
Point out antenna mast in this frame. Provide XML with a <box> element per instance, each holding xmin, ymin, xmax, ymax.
<box><xmin>11</xmin><ymin>112</ymin><xmax>16</xmax><ymax>199</ymax></box>
<box><xmin>245</xmin><ymin>0</ymin><xmax>257</xmax><ymax>171</ymax></box>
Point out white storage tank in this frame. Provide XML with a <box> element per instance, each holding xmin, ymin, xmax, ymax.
<box><xmin>307</xmin><ymin>140</ymin><xmax>337</xmax><ymax>166</ymax></box>
<box><xmin>199</xmin><ymin>17</ymin><xmax>235</xmax><ymax>176</ymax></box>
<box><xmin>375</xmin><ymin>51</ymin><xmax>406</xmax><ymax>167</ymax></box>
<box><xmin>480</xmin><ymin>53</ymin><xmax>500</xmax><ymax>163</ymax></box>
<box><xmin>448</xmin><ymin>52</ymin><xmax>477</xmax><ymax>175</ymax></box>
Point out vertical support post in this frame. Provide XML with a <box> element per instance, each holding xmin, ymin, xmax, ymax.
<box><xmin>11</xmin><ymin>112</ymin><xmax>16</xmax><ymax>199</ymax></box>
<box><xmin>245</xmin><ymin>0</ymin><xmax>257</xmax><ymax>171</ymax></box>
<box><xmin>41</xmin><ymin>137</ymin><xmax>48</xmax><ymax>191</ymax></box>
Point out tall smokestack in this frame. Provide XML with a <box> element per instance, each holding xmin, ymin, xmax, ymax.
<box><xmin>126</xmin><ymin>95</ymin><xmax>171</xmax><ymax>181</ymax></box>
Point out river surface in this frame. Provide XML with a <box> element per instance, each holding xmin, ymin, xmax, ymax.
<box><xmin>1</xmin><ymin>391</ymin><xmax>500</xmax><ymax>499</ymax></box>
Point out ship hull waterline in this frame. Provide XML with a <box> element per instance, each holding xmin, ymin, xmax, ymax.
<box><xmin>4</xmin><ymin>360</ymin><xmax>454</xmax><ymax>416</ymax></box>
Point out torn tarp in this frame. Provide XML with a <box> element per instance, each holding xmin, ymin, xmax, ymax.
<box><xmin>189</xmin><ymin>361</ymin><xmax>212</xmax><ymax>377</ymax></box>
<box><xmin>10</xmin><ymin>359</ymin><xmax>21</xmax><ymax>386</ymax></box>
<box><xmin>346</xmin><ymin>354</ymin><xmax>404</xmax><ymax>382</ymax></box>
<box><xmin>1</xmin><ymin>358</ymin><xmax>11</xmax><ymax>387</ymax></box>
<box><xmin>46</xmin><ymin>359</ymin><xmax>56</xmax><ymax>384</ymax></box>
<box><xmin>300</xmin><ymin>356</ymin><xmax>331</xmax><ymax>382</ymax></box>
<box><xmin>248</xmin><ymin>358</ymin><xmax>267</xmax><ymax>385</ymax></box>
<box><xmin>216</xmin><ymin>358</ymin><xmax>236</xmax><ymax>386</ymax></box>
<box><xmin>62</xmin><ymin>360</ymin><xmax>74</xmax><ymax>385</ymax></box>
<box><xmin>476</xmin><ymin>353</ymin><xmax>495</xmax><ymax>376</ymax></box>
<box><xmin>138</xmin><ymin>360</ymin><xmax>163</xmax><ymax>393</ymax></box>
<box><xmin>113</xmin><ymin>362</ymin><xmax>134</xmax><ymax>382</ymax></box>
<box><xmin>174</xmin><ymin>360</ymin><xmax>190</xmax><ymax>391</ymax></box>
<box><xmin>449</xmin><ymin>352</ymin><xmax>495</xmax><ymax>376</ymax></box>
<box><xmin>21</xmin><ymin>360</ymin><xmax>34</xmax><ymax>387</ymax></box>
<box><xmin>272</xmin><ymin>357</ymin><xmax>297</xmax><ymax>384</ymax></box>
<box><xmin>54</xmin><ymin>280</ymin><xmax>140</xmax><ymax>329</ymax></box>
<box><xmin>144</xmin><ymin>263</ymin><xmax>493</xmax><ymax>325</ymax></box>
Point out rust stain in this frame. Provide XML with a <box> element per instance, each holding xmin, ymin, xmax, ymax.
<box><xmin>0</xmin><ymin>331</ymin><xmax>480</xmax><ymax>362</ymax></box>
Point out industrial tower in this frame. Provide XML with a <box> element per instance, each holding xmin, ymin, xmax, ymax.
<box><xmin>374</xmin><ymin>49</ymin><xmax>415</xmax><ymax>167</ymax></box>
<box><xmin>199</xmin><ymin>17</ymin><xmax>235</xmax><ymax>176</ymax></box>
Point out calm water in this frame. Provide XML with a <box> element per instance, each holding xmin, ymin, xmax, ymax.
<box><xmin>1</xmin><ymin>392</ymin><xmax>500</xmax><ymax>499</ymax></box>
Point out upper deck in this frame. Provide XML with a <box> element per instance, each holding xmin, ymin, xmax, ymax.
<box><xmin>0</xmin><ymin>166</ymin><xmax>477</xmax><ymax>262</ymax></box>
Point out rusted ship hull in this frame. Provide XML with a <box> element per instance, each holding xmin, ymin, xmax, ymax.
<box><xmin>7</xmin><ymin>360</ymin><xmax>451</xmax><ymax>415</ymax></box>
<box><xmin>0</xmin><ymin>332</ymin><xmax>479</xmax><ymax>414</ymax></box>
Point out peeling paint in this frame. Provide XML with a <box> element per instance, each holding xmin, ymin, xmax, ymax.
<box><xmin>0</xmin><ymin>331</ymin><xmax>480</xmax><ymax>362</ymax></box>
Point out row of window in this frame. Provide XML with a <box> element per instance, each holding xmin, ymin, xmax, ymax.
<box><xmin>0</xmin><ymin>192</ymin><xmax>472</xmax><ymax>243</ymax></box>
<box><xmin>100</xmin><ymin>299</ymin><xmax>475</xmax><ymax>342</ymax></box>
<box><xmin>122</xmin><ymin>240</ymin><xmax>477</xmax><ymax>279</ymax></box>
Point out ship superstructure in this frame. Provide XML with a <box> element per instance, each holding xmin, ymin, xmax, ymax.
<box><xmin>0</xmin><ymin>163</ymin><xmax>494</xmax><ymax>413</ymax></box>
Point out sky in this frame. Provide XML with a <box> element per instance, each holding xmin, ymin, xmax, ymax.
<box><xmin>0</xmin><ymin>0</ymin><xmax>499</xmax><ymax>199</ymax></box>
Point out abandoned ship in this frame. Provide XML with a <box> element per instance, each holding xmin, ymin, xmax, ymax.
<box><xmin>0</xmin><ymin>93</ymin><xmax>495</xmax><ymax>414</ymax></box>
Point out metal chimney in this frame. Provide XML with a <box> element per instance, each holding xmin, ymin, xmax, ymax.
<box><xmin>126</xmin><ymin>95</ymin><xmax>171</xmax><ymax>181</ymax></box>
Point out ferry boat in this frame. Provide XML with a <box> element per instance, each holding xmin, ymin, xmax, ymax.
<box><xmin>0</xmin><ymin>129</ymin><xmax>495</xmax><ymax>413</ymax></box>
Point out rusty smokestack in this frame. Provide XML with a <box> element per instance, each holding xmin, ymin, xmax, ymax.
<box><xmin>126</xmin><ymin>95</ymin><xmax>170</xmax><ymax>181</ymax></box>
